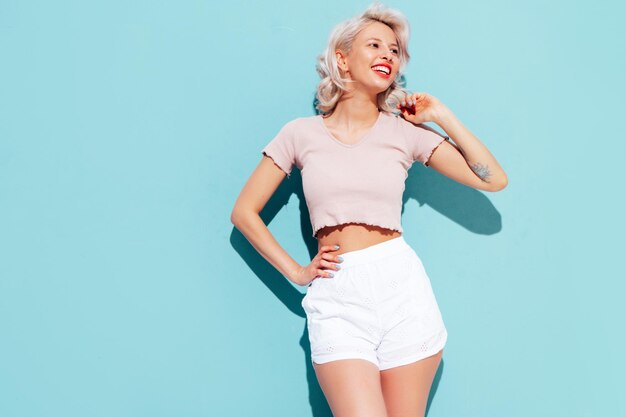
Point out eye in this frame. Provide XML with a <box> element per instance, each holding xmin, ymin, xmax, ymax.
<box><xmin>369</xmin><ymin>42</ymin><xmax>399</xmax><ymax>55</ymax></box>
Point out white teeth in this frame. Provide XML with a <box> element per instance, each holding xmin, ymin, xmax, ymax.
<box><xmin>372</xmin><ymin>65</ymin><xmax>390</xmax><ymax>75</ymax></box>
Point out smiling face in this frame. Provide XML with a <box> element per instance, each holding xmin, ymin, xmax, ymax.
<box><xmin>336</xmin><ymin>21</ymin><xmax>401</xmax><ymax>96</ymax></box>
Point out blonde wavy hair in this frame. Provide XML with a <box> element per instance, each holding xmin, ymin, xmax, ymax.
<box><xmin>315</xmin><ymin>2</ymin><xmax>411</xmax><ymax>116</ymax></box>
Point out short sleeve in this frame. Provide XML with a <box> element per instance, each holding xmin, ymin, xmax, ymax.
<box><xmin>261</xmin><ymin>121</ymin><xmax>296</xmax><ymax>177</ymax></box>
<box><xmin>400</xmin><ymin>118</ymin><xmax>449</xmax><ymax>167</ymax></box>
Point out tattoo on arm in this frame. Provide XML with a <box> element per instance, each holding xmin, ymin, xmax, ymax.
<box><xmin>453</xmin><ymin>143</ymin><xmax>493</xmax><ymax>183</ymax></box>
<box><xmin>470</xmin><ymin>162</ymin><xmax>492</xmax><ymax>182</ymax></box>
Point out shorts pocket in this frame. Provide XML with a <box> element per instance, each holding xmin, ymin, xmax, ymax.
<box><xmin>405</xmin><ymin>256</ymin><xmax>446</xmax><ymax>331</ymax></box>
<box><xmin>301</xmin><ymin>278</ymin><xmax>327</xmax><ymax>314</ymax></box>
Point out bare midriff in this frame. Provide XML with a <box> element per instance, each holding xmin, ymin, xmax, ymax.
<box><xmin>315</xmin><ymin>222</ymin><xmax>402</xmax><ymax>256</ymax></box>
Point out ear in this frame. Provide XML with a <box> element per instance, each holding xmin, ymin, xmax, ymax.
<box><xmin>335</xmin><ymin>50</ymin><xmax>348</xmax><ymax>73</ymax></box>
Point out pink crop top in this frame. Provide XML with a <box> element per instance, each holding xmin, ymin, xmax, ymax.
<box><xmin>261</xmin><ymin>111</ymin><xmax>449</xmax><ymax>238</ymax></box>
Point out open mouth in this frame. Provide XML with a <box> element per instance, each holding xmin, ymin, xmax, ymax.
<box><xmin>371</xmin><ymin>65</ymin><xmax>391</xmax><ymax>78</ymax></box>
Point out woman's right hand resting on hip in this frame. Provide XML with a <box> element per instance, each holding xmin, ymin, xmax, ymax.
<box><xmin>292</xmin><ymin>245</ymin><xmax>344</xmax><ymax>286</ymax></box>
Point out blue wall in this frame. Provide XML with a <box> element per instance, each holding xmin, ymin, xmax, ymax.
<box><xmin>1</xmin><ymin>1</ymin><xmax>624</xmax><ymax>416</ymax></box>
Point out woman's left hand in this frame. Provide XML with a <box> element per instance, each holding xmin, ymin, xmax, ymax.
<box><xmin>397</xmin><ymin>92</ymin><xmax>446</xmax><ymax>125</ymax></box>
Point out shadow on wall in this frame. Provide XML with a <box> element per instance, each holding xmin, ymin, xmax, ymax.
<box><xmin>229</xmin><ymin>161</ymin><xmax>501</xmax><ymax>416</ymax></box>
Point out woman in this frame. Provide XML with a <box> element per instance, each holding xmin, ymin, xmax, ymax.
<box><xmin>231</xmin><ymin>3</ymin><xmax>507</xmax><ymax>416</ymax></box>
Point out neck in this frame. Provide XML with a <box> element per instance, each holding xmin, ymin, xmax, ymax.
<box><xmin>325</xmin><ymin>88</ymin><xmax>380</xmax><ymax>127</ymax></box>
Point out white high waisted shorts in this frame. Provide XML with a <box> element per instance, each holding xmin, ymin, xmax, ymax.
<box><xmin>301</xmin><ymin>235</ymin><xmax>448</xmax><ymax>371</ymax></box>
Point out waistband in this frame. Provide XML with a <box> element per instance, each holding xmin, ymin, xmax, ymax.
<box><xmin>336</xmin><ymin>236</ymin><xmax>412</xmax><ymax>270</ymax></box>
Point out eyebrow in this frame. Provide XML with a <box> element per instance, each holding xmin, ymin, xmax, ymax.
<box><xmin>366</xmin><ymin>37</ymin><xmax>399</xmax><ymax>47</ymax></box>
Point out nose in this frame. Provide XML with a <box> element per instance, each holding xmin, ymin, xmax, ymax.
<box><xmin>381</xmin><ymin>54</ymin><xmax>394</xmax><ymax>67</ymax></box>
<box><xmin>380</xmin><ymin>49</ymin><xmax>394</xmax><ymax>62</ymax></box>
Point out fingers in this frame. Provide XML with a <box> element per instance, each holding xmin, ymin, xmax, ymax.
<box><xmin>315</xmin><ymin>267</ymin><xmax>334</xmax><ymax>279</ymax></box>
<box><xmin>397</xmin><ymin>96</ymin><xmax>411</xmax><ymax>109</ymax></box>
<box><xmin>314</xmin><ymin>261</ymin><xmax>336</xmax><ymax>278</ymax></box>
<box><xmin>405</xmin><ymin>93</ymin><xmax>416</xmax><ymax>107</ymax></box>
<box><xmin>314</xmin><ymin>245</ymin><xmax>344</xmax><ymax>278</ymax></box>
<box><xmin>397</xmin><ymin>93</ymin><xmax>417</xmax><ymax>113</ymax></box>
<box><xmin>319</xmin><ymin>244</ymin><xmax>340</xmax><ymax>254</ymax></box>
<box><xmin>319</xmin><ymin>257</ymin><xmax>341</xmax><ymax>272</ymax></box>
<box><xmin>397</xmin><ymin>92</ymin><xmax>426</xmax><ymax>108</ymax></box>
<box><xmin>398</xmin><ymin>95</ymin><xmax>416</xmax><ymax>116</ymax></box>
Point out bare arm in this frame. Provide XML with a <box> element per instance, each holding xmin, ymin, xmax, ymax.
<box><xmin>430</xmin><ymin>107</ymin><xmax>508</xmax><ymax>191</ymax></box>
<box><xmin>230</xmin><ymin>156</ymin><xmax>303</xmax><ymax>284</ymax></box>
